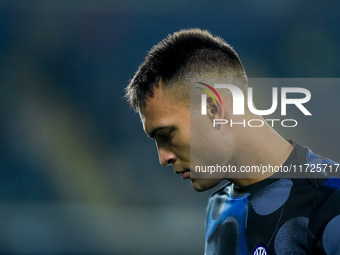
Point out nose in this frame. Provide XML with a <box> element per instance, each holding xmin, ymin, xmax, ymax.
<box><xmin>158</xmin><ymin>147</ymin><xmax>177</xmax><ymax>166</ymax></box>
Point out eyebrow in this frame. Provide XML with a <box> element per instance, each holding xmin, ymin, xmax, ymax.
<box><xmin>149</xmin><ymin>126</ymin><xmax>172</xmax><ymax>138</ymax></box>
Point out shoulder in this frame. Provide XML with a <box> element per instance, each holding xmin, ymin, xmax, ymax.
<box><xmin>206</xmin><ymin>182</ymin><xmax>231</xmax><ymax>208</ymax></box>
<box><xmin>301</xmin><ymin>145</ymin><xmax>340</xmax><ymax>255</ymax></box>
<box><xmin>273</xmin><ymin>141</ymin><xmax>340</xmax><ymax>254</ymax></box>
<box><xmin>308</xmin><ymin>176</ymin><xmax>340</xmax><ymax>255</ymax></box>
<box><xmin>292</xmin><ymin>140</ymin><xmax>339</xmax><ymax>187</ymax></box>
<box><xmin>279</xmin><ymin>141</ymin><xmax>340</xmax><ymax>254</ymax></box>
<box><xmin>205</xmin><ymin>181</ymin><xmax>234</xmax><ymax>218</ymax></box>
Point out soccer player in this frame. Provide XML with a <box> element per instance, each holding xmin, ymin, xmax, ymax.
<box><xmin>126</xmin><ymin>28</ymin><xmax>340</xmax><ymax>255</ymax></box>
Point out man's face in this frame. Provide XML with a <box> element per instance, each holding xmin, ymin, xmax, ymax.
<box><xmin>139</xmin><ymin>82</ymin><xmax>223</xmax><ymax>191</ymax></box>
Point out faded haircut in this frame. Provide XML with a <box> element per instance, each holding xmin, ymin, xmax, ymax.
<box><xmin>126</xmin><ymin>28</ymin><xmax>247</xmax><ymax>111</ymax></box>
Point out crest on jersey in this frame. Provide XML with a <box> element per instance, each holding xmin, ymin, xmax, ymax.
<box><xmin>252</xmin><ymin>244</ymin><xmax>268</xmax><ymax>255</ymax></box>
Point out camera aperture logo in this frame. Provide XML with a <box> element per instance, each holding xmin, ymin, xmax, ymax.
<box><xmin>196</xmin><ymin>82</ymin><xmax>312</xmax><ymax>128</ymax></box>
<box><xmin>196</xmin><ymin>82</ymin><xmax>222</xmax><ymax>115</ymax></box>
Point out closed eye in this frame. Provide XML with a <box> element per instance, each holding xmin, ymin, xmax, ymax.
<box><xmin>157</xmin><ymin>130</ymin><xmax>173</xmax><ymax>142</ymax></box>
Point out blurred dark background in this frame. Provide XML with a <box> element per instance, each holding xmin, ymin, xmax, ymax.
<box><xmin>0</xmin><ymin>1</ymin><xmax>339</xmax><ymax>254</ymax></box>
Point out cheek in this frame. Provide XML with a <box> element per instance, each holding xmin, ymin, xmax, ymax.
<box><xmin>175</xmin><ymin>116</ymin><xmax>191</xmax><ymax>146</ymax></box>
<box><xmin>191</xmin><ymin>131</ymin><xmax>223</xmax><ymax>165</ymax></box>
<box><xmin>189</xmin><ymin>109</ymin><xmax>234</xmax><ymax>170</ymax></box>
<box><xmin>190</xmin><ymin>122</ymin><xmax>235</xmax><ymax>169</ymax></box>
<box><xmin>171</xmin><ymin>126</ymin><xmax>190</xmax><ymax>161</ymax></box>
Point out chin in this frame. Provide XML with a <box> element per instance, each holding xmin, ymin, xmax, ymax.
<box><xmin>190</xmin><ymin>178</ymin><xmax>222</xmax><ymax>192</ymax></box>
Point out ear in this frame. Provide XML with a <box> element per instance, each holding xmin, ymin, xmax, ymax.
<box><xmin>206</xmin><ymin>96</ymin><xmax>224</xmax><ymax>126</ymax></box>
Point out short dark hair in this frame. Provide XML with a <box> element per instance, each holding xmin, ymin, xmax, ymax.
<box><xmin>126</xmin><ymin>28</ymin><xmax>246</xmax><ymax>111</ymax></box>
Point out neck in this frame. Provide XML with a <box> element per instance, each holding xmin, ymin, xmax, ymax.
<box><xmin>227</xmin><ymin>116</ymin><xmax>294</xmax><ymax>187</ymax></box>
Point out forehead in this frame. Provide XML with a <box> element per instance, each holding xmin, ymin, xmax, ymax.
<box><xmin>139</xmin><ymin>84</ymin><xmax>189</xmax><ymax>134</ymax></box>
